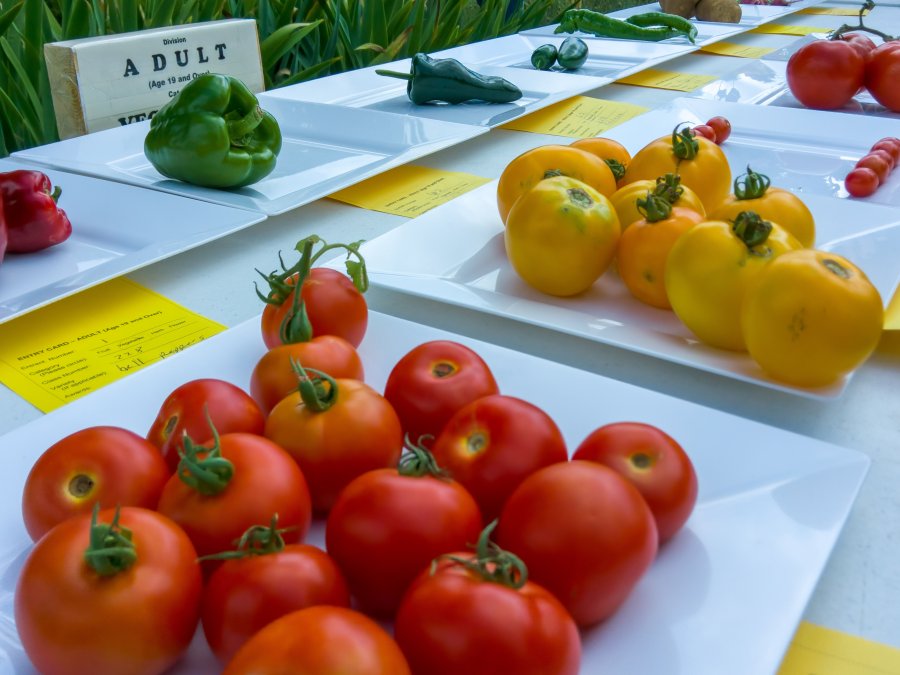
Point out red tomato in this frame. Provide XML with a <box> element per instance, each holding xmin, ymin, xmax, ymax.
<box><xmin>22</xmin><ymin>426</ymin><xmax>169</xmax><ymax>541</ymax></box>
<box><xmin>845</xmin><ymin>167</ymin><xmax>879</xmax><ymax>198</ymax></box>
<box><xmin>264</xmin><ymin>374</ymin><xmax>403</xmax><ymax>513</ymax></box>
<box><xmin>157</xmin><ymin>432</ymin><xmax>312</xmax><ymax>560</ymax></box>
<box><xmin>691</xmin><ymin>124</ymin><xmax>717</xmax><ymax>143</ymax></box>
<box><xmin>706</xmin><ymin>116</ymin><xmax>732</xmax><ymax>144</ymax></box>
<box><xmin>865</xmin><ymin>42</ymin><xmax>900</xmax><ymax>112</ymax></box>
<box><xmin>838</xmin><ymin>32</ymin><xmax>877</xmax><ymax>58</ymax></box>
<box><xmin>572</xmin><ymin>422</ymin><xmax>698</xmax><ymax>543</ymax></box>
<box><xmin>15</xmin><ymin>507</ymin><xmax>202</xmax><ymax>675</ymax></box>
<box><xmin>786</xmin><ymin>40</ymin><xmax>865</xmax><ymax>110</ymax></box>
<box><xmin>222</xmin><ymin>606</ymin><xmax>411</xmax><ymax>675</ymax></box>
<box><xmin>260</xmin><ymin>268</ymin><xmax>368</xmax><ymax>349</ymax></box>
<box><xmin>203</xmin><ymin>540</ymin><xmax>350</xmax><ymax>663</ymax></box>
<box><xmin>871</xmin><ymin>138</ymin><xmax>900</xmax><ymax>163</ymax></box>
<box><xmin>249</xmin><ymin>335</ymin><xmax>364</xmax><ymax>414</ymax></box>
<box><xmin>146</xmin><ymin>378</ymin><xmax>265</xmax><ymax>472</ymax></box>
<box><xmin>430</xmin><ymin>394</ymin><xmax>568</xmax><ymax>521</ymax></box>
<box><xmin>856</xmin><ymin>153</ymin><xmax>892</xmax><ymax>183</ymax></box>
<box><xmin>497</xmin><ymin>461</ymin><xmax>657</xmax><ymax>626</ymax></box>
<box><xmin>326</xmin><ymin>457</ymin><xmax>483</xmax><ymax>617</ymax></box>
<box><xmin>866</xmin><ymin>148</ymin><xmax>895</xmax><ymax>170</ymax></box>
<box><xmin>383</xmin><ymin>341</ymin><xmax>500</xmax><ymax>443</ymax></box>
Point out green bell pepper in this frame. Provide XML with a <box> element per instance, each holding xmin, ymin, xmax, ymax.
<box><xmin>144</xmin><ymin>74</ymin><xmax>282</xmax><ymax>189</ymax></box>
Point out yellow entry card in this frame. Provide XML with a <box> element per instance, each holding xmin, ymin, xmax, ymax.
<box><xmin>799</xmin><ymin>6</ymin><xmax>870</xmax><ymax>15</ymax></box>
<box><xmin>616</xmin><ymin>69</ymin><xmax>718</xmax><ymax>91</ymax></box>
<box><xmin>700</xmin><ymin>42</ymin><xmax>775</xmax><ymax>58</ymax></box>
<box><xmin>885</xmin><ymin>286</ymin><xmax>900</xmax><ymax>330</ymax></box>
<box><xmin>329</xmin><ymin>165</ymin><xmax>490</xmax><ymax>218</ymax></box>
<box><xmin>0</xmin><ymin>278</ymin><xmax>225</xmax><ymax>412</ymax></box>
<box><xmin>751</xmin><ymin>23</ymin><xmax>831</xmax><ymax>35</ymax></box>
<box><xmin>779</xmin><ymin>622</ymin><xmax>900</xmax><ymax>674</ymax></box>
<box><xmin>502</xmin><ymin>96</ymin><xmax>648</xmax><ymax>138</ymax></box>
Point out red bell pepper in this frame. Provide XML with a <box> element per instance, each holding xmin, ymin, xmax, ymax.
<box><xmin>0</xmin><ymin>170</ymin><xmax>72</xmax><ymax>253</ymax></box>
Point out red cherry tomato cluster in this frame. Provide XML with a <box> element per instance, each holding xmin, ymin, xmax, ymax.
<box><xmin>845</xmin><ymin>137</ymin><xmax>900</xmax><ymax>198</ymax></box>
<box><xmin>691</xmin><ymin>116</ymin><xmax>732</xmax><ymax>145</ymax></box>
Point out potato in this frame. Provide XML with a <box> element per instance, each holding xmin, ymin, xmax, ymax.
<box><xmin>660</xmin><ymin>0</ymin><xmax>698</xmax><ymax>18</ymax></box>
<box><xmin>695</xmin><ymin>0</ymin><xmax>742</xmax><ymax>22</ymax></box>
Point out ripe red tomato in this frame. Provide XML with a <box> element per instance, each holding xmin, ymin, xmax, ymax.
<box><xmin>497</xmin><ymin>461</ymin><xmax>657</xmax><ymax>626</ymax></box>
<box><xmin>572</xmin><ymin>422</ymin><xmax>698</xmax><ymax>544</ymax></box>
<box><xmin>706</xmin><ymin>116</ymin><xmax>731</xmax><ymax>144</ymax></box>
<box><xmin>326</xmin><ymin>459</ymin><xmax>483</xmax><ymax>617</ymax></box>
<box><xmin>383</xmin><ymin>341</ymin><xmax>500</xmax><ymax>443</ymax></box>
<box><xmin>260</xmin><ymin>268</ymin><xmax>368</xmax><ymax>349</ymax></box>
<box><xmin>845</xmin><ymin>167</ymin><xmax>879</xmax><ymax>198</ymax></box>
<box><xmin>865</xmin><ymin>42</ymin><xmax>900</xmax><ymax>112</ymax></box>
<box><xmin>22</xmin><ymin>426</ymin><xmax>169</xmax><ymax>541</ymax></box>
<box><xmin>202</xmin><ymin>540</ymin><xmax>350</xmax><ymax>663</ymax></box>
<box><xmin>871</xmin><ymin>138</ymin><xmax>900</xmax><ymax>163</ymax></box>
<box><xmin>146</xmin><ymin>378</ymin><xmax>265</xmax><ymax>472</ymax></box>
<box><xmin>430</xmin><ymin>394</ymin><xmax>568</xmax><ymax>521</ymax></box>
<box><xmin>786</xmin><ymin>40</ymin><xmax>865</xmax><ymax>110</ymax></box>
<box><xmin>157</xmin><ymin>432</ymin><xmax>312</xmax><ymax>560</ymax></box>
<box><xmin>249</xmin><ymin>335</ymin><xmax>364</xmax><ymax>414</ymax></box>
<box><xmin>838</xmin><ymin>32</ymin><xmax>877</xmax><ymax>58</ymax></box>
<box><xmin>15</xmin><ymin>507</ymin><xmax>202</xmax><ymax>675</ymax></box>
<box><xmin>691</xmin><ymin>124</ymin><xmax>717</xmax><ymax>143</ymax></box>
<box><xmin>222</xmin><ymin>606</ymin><xmax>411</xmax><ymax>675</ymax></box>
<box><xmin>856</xmin><ymin>152</ymin><xmax>892</xmax><ymax>183</ymax></box>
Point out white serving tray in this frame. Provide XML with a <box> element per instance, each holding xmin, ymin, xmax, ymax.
<box><xmin>0</xmin><ymin>159</ymin><xmax>265</xmax><ymax>325</ymax></box>
<box><xmin>608</xmin><ymin>0</ymin><xmax>830</xmax><ymax>26</ymax></box>
<box><xmin>0</xmin><ymin>312</ymin><xmax>869</xmax><ymax>674</ymax></box>
<box><xmin>12</xmin><ymin>99</ymin><xmax>487</xmax><ymax>216</ymax></box>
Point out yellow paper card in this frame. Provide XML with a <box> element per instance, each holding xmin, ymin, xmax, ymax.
<box><xmin>700</xmin><ymin>42</ymin><xmax>775</xmax><ymax>58</ymax></box>
<box><xmin>751</xmin><ymin>23</ymin><xmax>831</xmax><ymax>35</ymax></box>
<box><xmin>779</xmin><ymin>622</ymin><xmax>900</xmax><ymax>674</ymax></box>
<box><xmin>0</xmin><ymin>278</ymin><xmax>225</xmax><ymax>412</ymax></box>
<box><xmin>885</xmin><ymin>287</ymin><xmax>900</xmax><ymax>330</ymax></box>
<box><xmin>616</xmin><ymin>69</ymin><xmax>718</xmax><ymax>91</ymax></box>
<box><xmin>329</xmin><ymin>165</ymin><xmax>490</xmax><ymax>218</ymax></box>
<box><xmin>502</xmin><ymin>96</ymin><xmax>648</xmax><ymax>138</ymax></box>
<box><xmin>799</xmin><ymin>7</ymin><xmax>870</xmax><ymax>15</ymax></box>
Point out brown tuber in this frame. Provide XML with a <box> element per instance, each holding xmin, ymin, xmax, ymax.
<box><xmin>694</xmin><ymin>0</ymin><xmax>742</xmax><ymax>22</ymax></box>
<box><xmin>660</xmin><ymin>0</ymin><xmax>699</xmax><ymax>19</ymax></box>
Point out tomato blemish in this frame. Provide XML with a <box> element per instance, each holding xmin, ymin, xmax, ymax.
<box><xmin>629</xmin><ymin>452</ymin><xmax>654</xmax><ymax>470</ymax></box>
<box><xmin>162</xmin><ymin>414</ymin><xmax>179</xmax><ymax>441</ymax></box>
<box><xmin>466</xmin><ymin>431</ymin><xmax>489</xmax><ymax>455</ymax></box>
<box><xmin>431</xmin><ymin>361</ymin><xmax>459</xmax><ymax>379</ymax></box>
<box><xmin>68</xmin><ymin>473</ymin><xmax>95</xmax><ymax>500</ymax></box>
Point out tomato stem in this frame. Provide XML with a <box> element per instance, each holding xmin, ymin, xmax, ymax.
<box><xmin>829</xmin><ymin>0</ymin><xmax>897</xmax><ymax>42</ymax></box>
<box><xmin>83</xmin><ymin>504</ymin><xmax>138</xmax><ymax>577</ymax></box>
<box><xmin>398</xmin><ymin>437</ymin><xmax>452</xmax><ymax>480</ymax></box>
<box><xmin>199</xmin><ymin>514</ymin><xmax>294</xmax><ymax>560</ymax></box>
<box><xmin>439</xmin><ymin>520</ymin><xmax>528</xmax><ymax>590</ymax></box>
<box><xmin>291</xmin><ymin>359</ymin><xmax>339</xmax><ymax>413</ymax></box>
<box><xmin>177</xmin><ymin>412</ymin><xmax>235</xmax><ymax>496</ymax></box>
<box><xmin>653</xmin><ymin>173</ymin><xmax>685</xmax><ymax>204</ymax></box>
<box><xmin>636</xmin><ymin>192</ymin><xmax>672</xmax><ymax>223</ymax></box>
<box><xmin>605</xmin><ymin>158</ymin><xmax>626</xmax><ymax>182</ymax></box>
<box><xmin>733</xmin><ymin>166</ymin><xmax>771</xmax><ymax>200</ymax></box>
<box><xmin>671</xmin><ymin>123</ymin><xmax>699</xmax><ymax>162</ymax></box>
<box><xmin>732</xmin><ymin>211</ymin><xmax>773</xmax><ymax>251</ymax></box>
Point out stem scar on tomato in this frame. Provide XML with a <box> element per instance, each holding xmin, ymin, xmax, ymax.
<box><xmin>67</xmin><ymin>474</ymin><xmax>95</xmax><ymax>499</ymax></box>
<box><xmin>466</xmin><ymin>431</ymin><xmax>489</xmax><ymax>455</ymax></box>
<box><xmin>431</xmin><ymin>361</ymin><xmax>459</xmax><ymax>378</ymax></box>
<box><xmin>629</xmin><ymin>452</ymin><xmax>653</xmax><ymax>470</ymax></box>
<box><xmin>163</xmin><ymin>414</ymin><xmax>179</xmax><ymax>440</ymax></box>
<box><xmin>823</xmin><ymin>258</ymin><xmax>852</xmax><ymax>279</ymax></box>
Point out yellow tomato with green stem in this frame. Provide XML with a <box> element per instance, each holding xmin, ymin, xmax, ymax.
<box><xmin>505</xmin><ymin>176</ymin><xmax>620</xmax><ymax>297</ymax></box>
<box><xmin>610</xmin><ymin>173</ymin><xmax>706</xmax><ymax>232</ymax></box>
<box><xmin>665</xmin><ymin>211</ymin><xmax>803</xmax><ymax>351</ymax></box>
<box><xmin>570</xmin><ymin>137</ymin><xmax>632</xmax><ymax>185</ymax></box>
<box><xmin>741</xmin><ymin>249</ymin><xmax>883</xmax><ymax>387</ymax></box>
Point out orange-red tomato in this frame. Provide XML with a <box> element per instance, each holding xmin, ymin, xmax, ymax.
<box><xmin>570</xmin><ymin>136</ymin><xmax>632</xmax><ymax>185</ymax></box>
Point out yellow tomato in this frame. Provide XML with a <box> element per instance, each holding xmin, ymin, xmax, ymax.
<box><xmin>570</xmin><ymin>137</ymin><xmax>632</xmax><ymax>184</ymax></box>
<box><xmin>741</xmin><ymin>249</ymin><xmax>883</xmax><ymax>387</ymax></box>
<box><xmin>665</xmin><ymin>212</ymin><xmax>802</xmax><ymax>351</ymax></box>
<box><xmin>622</xmin><ymin>126</ymin><xmax>731</xmax><ymax>213</ymax></box>
<box><xmin>505</xmin><ymin>176</ymin><xmax>620</xmax><ymax>297</ymax></box>
<box><xmin>610</xmin><ymin>174</ymin><xmax>706</xmax><ymax>232</ymax></box>
<box><xmin>497</xmin><ymin>145</ymin><xmax>617</xmax><ymax>224</ymax></box>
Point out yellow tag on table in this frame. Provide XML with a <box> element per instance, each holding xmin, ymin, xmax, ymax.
<box><xmin>799</xmin><ymin>6</ymin><xmax>870</xmax><ymax>15</ymax></box>
<box><xmin>502</xmin><ymin>96</ymin><xmax>648</xmax><ymax>138</ymax></box>
<box><xmin>751</xmin><ymin>23</ymin><xmax>831</xmax><ymax>35</ymax></box>
<box><xmin>700</xmin><ymin>42</ymin><xmax>776</xmax><ymax>58</ymax></box>
<box><xmin>0</xmin><ymin>278</ymin><xmax>225</xmax><ymax>412</ymax></box>
<box><xmin>616</xmin><ymin>69</ymin><xmax>718</xmax><ymax>91</ymax></box>
<box><xmin>779</xmin><ymin>622</ymin><xmax>900</xmax><ymax>674</ymax></box>
<box><xmin>328</xmin><ymin>165</ymin><xmax>490</xmax><ymax>218</ymax></box>
<box><xmin>885</xmin><ymin>287</ymin><xmax>900</xmax><ymax>330</ymax></box>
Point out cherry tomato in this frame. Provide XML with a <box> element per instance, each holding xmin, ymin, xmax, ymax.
<box><xmin>383</xmin><ymin>341</ymin><xmax>500</xmax><ymax>443</ymax></box>
<box><xmin>15</xmin><ymin>507</ymin><xmax>202</xmax><ymax>675</ymax></box>
<box><xmin>497</xmin><ymin>461</ymin><xmax>657</xmax><ymax>626</ymax></box>
<box><xmin>706</xmin><ymin>116</ymin><xmax>732</xmax><ymax>144</ymax></box>
<box><xmin>866</xmin><ymin>148</ymin><xmax>895</xmax><ymax>171</ymax></box>
<box><xmin>865</xmin><ymin>42</ymin><xmax>900</xmax><ymax>113</ymax></box>
<box><xmin>573</xmin><ymin>422</ymin><xmax>698</xmax><ymax>543</ymax></box>
<box><xmin>691</xmin><ymin>124</ymin><xmax>717</xmax><ymax>143</ymax></box>
<box><xmin>430</xmin><ymin>394</ymin><xmax>568</xmax><ymax>521</ymax></box>
<box><xmin>146</xmin><ymin>378</ymin><xmax>265</xmax><ymax>472</ymax></box>
<box><xmin>845</xmin><ymin>167</ymin><xmax>879</xmax><ymax>198</ymax></box>
<box><xmin>249</xmin><ymin>335</ymin><xmax>364</xmax><ymax>414</ymax></box>
<box><xmin>222</xmin><ymin>606</ymin><xmax>411</xmax><ymax>675</ymax></box>
<box><xmin>260</xmin><ymin>267</ymin><xmax>368</xmax><ymax>349</ymax></box>
<box><xmin>856</xmin><ymin>153</ymin><xmax>892</xmax><ymax>184</ymax></box>
<box><xmin>22</xmin><ymin>426</ymin><xmax>169</xmax><ymax>541</ymax></box>
<box><xmin>786</xmin><ymin>40</ymin><xmax>865</xmax><ymax>110</ymax></box>
<box><xmin>871</xmin><ymin>138</ymin><xmax>900</xmax><ymax>163</ymax></box>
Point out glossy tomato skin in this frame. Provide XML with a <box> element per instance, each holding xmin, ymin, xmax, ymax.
<box><xmin>706</xmin><ymin>116</ymin><xmax>732</xmax><ymax>144</ymax></box>
<box><xmin>261</xmin><ymin>267</ymin><xmax>368</xmax><ymax>349</ymax></box>
<box><xmin>15</xmin><ymin>507</ymin><xmax>202</xmax><ymax>675</ymax></box>
<box><xmin>384</xmin><ymin>340</ymin><xmax>499</xmax><ymax>443</ymax></box>
<box><xmin>249</xmin><ymin>335</ymin><xmax>364</xmax><ymax>414</ymax></box>
<box><xmin>394</xmin><ymin>555</ymin><xmax>581</xmax><ymax>675</ymax></box>
<box><xmin>497</xmin><ymin>461</ymin><xmax>658</xmax><ymax>627</ymax></box>
<box><xmin>871</xmin><ymin>138</ymin><xmax>900</xmax><ymax>163</ymax></box>
<box><xmin>691</xmin><ymin>125</ymin><xmax>716</xmax><ymax>143</ymax></box>
<box><xmin>838</xmin><ymin>32</ymin><xmax>876</xmax><ymax>58</ymax></box>
<box><xmin>786</xmin><ymin>40</ymin><xmax>864</xmax><ymax>110</ymax></box>
<box><xmin>22</xmin><ymin>426</ymin><xmax>169</xmax><ymax>541</ymax></box>
<box><xmin>157</xmin><ymin>433</ymin><xmax>312</xmax><ymax>560</ymax></box>
<box><xmin>573</xmin><ymin>422</ymin><xmax>698</xmax><ymax>543</ymax></box>
<box><xmin>610</xmin><ymin>179</ymin><xmax>706</xmax><ymax>232</ymax></box>
<box><xmin>222</xmin><ymin>606</ymin><xmax>411</xmax><ymax>675</ymax></box>
<box><xmin>856</xmin><ymin>152</ymin><xmax>892</xmax><ymax>183</ymax></box>
<box><xmin>865</xmin><ymin>42</ymin><xmax>900</xmax><ymax>112</ymax></box>
<box><xmin>202</xmin><ymin>544</ymin><xmax>351</xmax><ymax>663</ymax></box>
<box><xmin>709</xmin><ymin>187</ymin><xmax>815</xmax><ymax>248</ymax></box>
<box><xmin>147</xmin><ymin>378</ymin><xmax>265</xmax><ymax>472</ymax></box>
<box><xmin>430</xmin><ymin>394</ymin><xmax>568</xmax><ymax>521</ymax></box>
<box><xmin>326</xmin><ymin>468</ymin><xmax>483</xmax><ymax>617</ymax></box>
<box><xmin>845</xmin><ymin>167</ymin><xmax>879</xmax><ymax>197</ymax></box>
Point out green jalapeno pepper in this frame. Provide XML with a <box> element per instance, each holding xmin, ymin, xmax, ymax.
<box><xmin>555</xmin><ymin>8</ymin><xmax>688</xmax><ymax>42</ymax></box>
<box><xmin>557</xmin><ymin>36</ymin><xmax>589</xmax><ymax>69</ymax></box>
<box><xmin>531</xmin><ymin>44</ymin><xmax>558</xmax><ymax>70</ymax></box>
<box><xmin>376</xmin><ymin>53</ymin><xmax>523</xmax><ymax>105</ymax></box>
<box><xmin>627</xmin><ymin>12</ymin><xmax>698</xmax><ymax>44</ymax></box>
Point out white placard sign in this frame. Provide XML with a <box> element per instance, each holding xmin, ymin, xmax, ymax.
<box><xmin>44</xmin><ymin>19</ymin><xmax>264</xmax><ymax>139</ymax></box>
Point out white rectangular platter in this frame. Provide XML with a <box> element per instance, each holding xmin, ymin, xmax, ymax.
<box><xmin>0</xmin><ymin>312</ymin><xmax>869</xmax><ymax>674</ymax></box>
<box><xmin>608</xmin><ymin>0</ymin><xmax>830</xmax><ymax>26</ymax></box>
<box><xmin>12</xmin><ymin>99</ymin><xmax>487</xmax><ymax>216</ymax></box>
<box><xmin>0</xmin><ymin>159</ymin><xmax>265</xmax><ymax>325</ymax></box>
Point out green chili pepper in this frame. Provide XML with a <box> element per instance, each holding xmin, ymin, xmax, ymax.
<box><xmin>557</xmin><ymin>36</ymin><xmax>589</xmax><ymax>70</ymax></box>
<box><xmin>376</xmin><ymin>53</ymin><xmax>523</xmax><ymax>105</ymax></box>
<box><xmin>531</xmin><ymin>43</ymin><xmax>558</xmax><ymax>70</ymax></box>
<box><xmin>555</xmin><ymin>8</ymin><xmax>688</xmax><ymax>42</ymax></box>
<box><xmin>626</xmin><ymin>12</ymin><xmax>698</xmax><ymax>44</ymax></box>
<box><xmin>144</xmin><ymin>74</ymin><xmax>282</xmax><ymax>189</ymax></box>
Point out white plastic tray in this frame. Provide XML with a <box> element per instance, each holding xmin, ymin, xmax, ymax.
<box><xmin>608</xmin><ymin>0</ymin><xmax>830</xmax><ymax>26</ymax></box>
<box><xmin>0</xmin><ymin>312</ymin><xmax>869</xmax><ymax>674</ymax></box>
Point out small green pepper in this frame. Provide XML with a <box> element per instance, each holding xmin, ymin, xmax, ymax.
<box><xmin>627</xmin><ymin>12</ymin><xmax>698</xmax><ymax>44</ymax></box>
<box><xmin>531</xmin><ymin>43</ymin><xmax>558</xmax><ymax>70</ymax></box>
<box><xmin>557</xmin><ymin>36</ymin><xmax>589</xmax><ymax>70</ymax></box>
<box><xmin>555</xmin><ymin>8</ymin><xmax>688</xmax><ymax>42</ymax></box>
<box><xmin>144</xmin><ymin>74</ymin><xmax>282</xmax><ymax>189</ymax></box>
<box><xmin>376</xmin><ymin>53</ymin><xmax>522</xmax><ymax>105</ymax></box>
